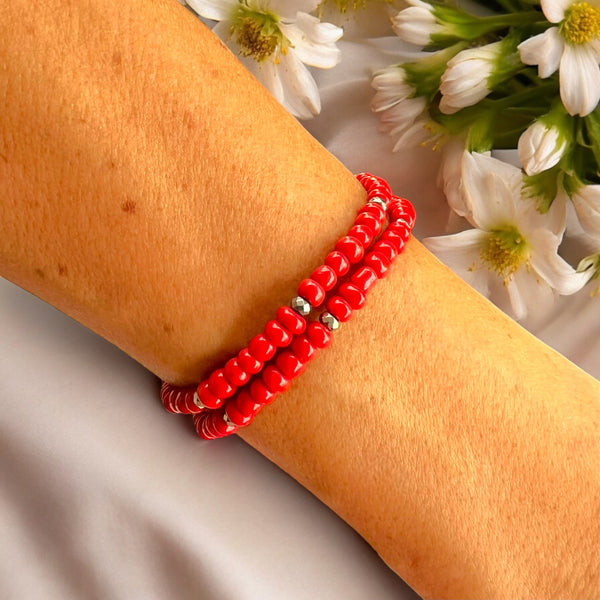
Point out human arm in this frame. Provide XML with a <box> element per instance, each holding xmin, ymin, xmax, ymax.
<box><xmin>1</xmin><ymin>1</ymin><xmax>598</xmax><ymax>597</ymax></box>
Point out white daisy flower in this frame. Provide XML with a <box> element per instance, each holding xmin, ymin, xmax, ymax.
<box><xmin>186</xmin><ymin>0</ymin><xmax>342</xmax><ymax>119</ymax></box>
<box><xmin>518</xmin><ymin>118</ymin><xmax>569</xmax><ymax>175</ymax></box>
<box><xmin>439</xmin><ymin>42</ymin><xmax>502</xmax><ymax>114</ymax></box>
<box><xmin>371</xmin><ymin>65</ymin><xmax>432</xmax><ymax>151</ymax></box>
<box><xmin>424</xmin><ymin>153</ymin><xmax>588</xmax><ymax>320</ymax></box>
<box><xmin>518</xmin><ymin>0</ymin><xmax>600</xmax><ymax>116</ymax></box>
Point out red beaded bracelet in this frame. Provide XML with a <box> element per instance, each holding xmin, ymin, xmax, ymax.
<box><xmin>161</xmin><ymin>173</ymin><xmax>415</xmax><ymax>439</ymax></box>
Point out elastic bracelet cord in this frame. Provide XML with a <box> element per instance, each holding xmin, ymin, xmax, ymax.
<box><xmin>161</xmin><ymin>173</ymin><xmax>416</xmax><ymax>440</ymax></box>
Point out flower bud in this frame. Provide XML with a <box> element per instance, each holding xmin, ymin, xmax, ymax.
<box><xmin>439</xmin><ymin>43</ymin><xmax>501</xmax><ymax>114</ymax></box>
<box><xmin>392</xmin><ymin>0</ymin><xmax>442</xmax><ymax>46</ymax></box>
<box><xmin>518</xmin><ymin>120</ymin><xmax>568</xmax><ymax>175</ymax></box>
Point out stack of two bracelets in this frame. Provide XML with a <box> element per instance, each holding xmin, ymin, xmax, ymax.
<box><xmin>161</xmin><ymin>173</ymin><xmax>416</xmax><ymax>440</ymax></box>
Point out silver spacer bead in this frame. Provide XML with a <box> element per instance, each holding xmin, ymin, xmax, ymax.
<box><xmin>291</xmin><ymin>295</ymin><xmax>311</xmax><ymax>316</ymax></box>
<box><xmin>319</xmin><ymin>311</ymin><xmax>340</xmax><ymax>331</ymax></box>
<box><xmin>193</xmin><ymin>391</ymin><xmax>207</xmax><ymax>410</ymax></box>
<box><xmin>368</xmin><ymin>196</ymin><xmax>387</xmax><ymax>211</ymax></box>
<box><xmin>222</xmin><ymin>412</ymin><xmax>238</xmax><ymax>432</ymax></box>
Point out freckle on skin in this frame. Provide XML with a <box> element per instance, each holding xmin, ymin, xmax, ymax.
<box><xmin>121</xmin><ymin>200</ymin><xmax>136</xmax><ymax>214</ymax></box>
<box><xmin>34</xmin><ymin>268</ymin><xmax>45</xmax><ymax>279</ymax></box>
<box><xmin>112</xmin><ymin>51</ymin><xmax>122</xmax><ymax>70</ymax></box>
<box><xmin>58</xmin><ymin>264</ymin><xmax>68</xmax><ymax>276</ymax></box>
<box><xmin>163</xmin><ymin>323</ymin><xmax>174</xmax><ymax>334</ymax></box>
<box><xmin>183</xmin><ymin>109</ymin><xmax>195</xmax><ymax>130</ymax></box>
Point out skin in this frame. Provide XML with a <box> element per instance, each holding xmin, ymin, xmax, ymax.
<box><xmin>1</xmin><ymin>1</ymin><xmax>598</xmax><ymax>597</ymax></box>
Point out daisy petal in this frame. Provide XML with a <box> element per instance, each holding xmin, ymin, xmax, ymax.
<box><xmin>559</xmin><ymin>45</ymin><xmax>600</xmax><ymax>116</ymax></box>
<box><xmin>529</xmin><ymin>230</ymin><xmax>590</xmax><ymax>294</ymax></box>
<box><xmin>423</xmin><ymin>229</ymin><xmax>491</xmax><ymax>296</ymax></box>
<box><xmin>461</xmin><ymin>153</ymin><xmax>521</xmax><ymax>229</ymax></box>
<box><xmin>507</xmin><ymin>268</ymin><xmax>555</xmax><ymax>320</ymax></box>
<box><xmin>291</xmin><ymin>12</ymin><xmax>343</xmax><ymax>45</ymax></box>
<box><xmin>518</xmin><ymin>28</ymin><xmax>563</xmax><ymax>78</ymax></box>
<box><xmin>571</xmin><ymin>184</ymin><xmax>600</xmax><ymax>240</ymax></box>
<box><xmin>540</xmin><ymin>0</ymin><xmax>570</xmax><ymax>23</ymax></box>
<box><xmin>280</xmin><ymin>18</ymin><xmax>341</xmax><ymax>69</ymax></box>
<box><xmin>186</xmin><ymin>0</ymin><xmax>235</xmax><ymax>21</ymax></box>
<box><xmin>250</xmin><ymin>58</ymin><xmax>285</xmax><ymax>104</ymax></box>
<box><xmin>278</xmin><ymin>52</ymin><xmax>320</xmax><ymax>118</ymax></box>
<box><xmin>505</xmin><ymin>271</ymin><xmax>530</xmax><ymax>320</ymax></box>
<box><xmin>439</xmin><ymin>139</ymin><xmax>470</xmax><ymax>217</ymax></box>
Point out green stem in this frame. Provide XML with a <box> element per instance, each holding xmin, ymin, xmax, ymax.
<box><xmin>485</xmin><ymin>80</ymin><xmax>557</xmax><ymax>110</ymax></box>
<box><xmin>477</xmin><ymin>10</ymin><xmax>543</xmax><ymax>29</ymax></box>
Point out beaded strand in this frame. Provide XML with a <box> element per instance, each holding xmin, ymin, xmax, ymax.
<box><xmin>161</xmin><ymin>174</ymin><xmax>415</xmax><ymax>439</ymax></box>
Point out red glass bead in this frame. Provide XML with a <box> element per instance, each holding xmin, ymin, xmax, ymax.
<box><xmin>306</xmin><ymin>322</ymin><xmax>332</xmax><ymax>349</ymax></box>
<box><xmin>208</xmin><ymin>369</ymin><xmax>235</xmax><ymax>399</ymax></box>
<box><xmin>276</xmin><ymin>306</ymin><xmax>306</xmax><ymax>335</ymax></box>
<box><xmin>387</xmin><ymin>199</ymin><xmax>402</xmax><ymax>220</ymax></box>
<box><xmin>210</xmin><ymin>410</ymin><xmax>236</xmax><ymax>436</ymax></box>
<box><xmin>324</xmin><ymin>251</ymin><xmax>350</xmax><ymax>277</ymax></box>
<box><xmin>225</xmin><ymin>399</ymin><xmax>254</xmax><ymax>427</ymax></box>
<box><xmin>264</xmin><ymin>319</ymin><xmax>292</xmax><ymax>347</ymax></box>
<box><xmin>276</xmin><ymin>350</ymin><xmax>306</xmax><ymax>379</ymax></box>
<box><xmin>394</xmin><ymin>196</ymin><xmax>416</xmax><ymax>225</ymax></box>
<box><xmin>262</xmin><ymin>365</ymin><xmax>291</xmax><ymax>393</ymax></box>
<box><xmin>354</xmin><ymin>213</ymin><xmax>383</xmax><ymax>236</ymax></box>
<box><xmin>348</xmin><ymin>224</ymin><xmax>374</xmax><ymax>248</ymax></box>
<box><xmin>338</xmin><ymin>282</ymin><xmax>366</xmax><ymax>310</ymax></box>
<box><xmin>197</xmin><ymin>381</ymin><xmax>223</xmax><ymax>410</ymax></box>
<box><xmin>160</xmin><ymin>383</ymin><xmax>177</xmax><ymax>413</ymax></box>
<box><xmin>335</xmin><ymin>236</ymin><xmax>364</xmax><ymax>264</ymax></box>
<box><xmin>364</xmin><ymin>251</ymin><xmax>390</xmax><ymax>278</ymax></box>
<box><xmin>250</xmin><ymin>378</ymin><xmax>276</xmax><ymax>405</ymax></box>
<box><xmin>351</xmin><ymin>265</ymin><xmax>378</xmax><ymax>292</ymax></box>
<box><xmin>311</xmin><ymin>265</ymin><xmax>337</xmax><ymax>292</ymax></box>
<box><xmin>386</xmin><ymin>220</ymin><xmax>411</xmax><ymax>241</ymax></box>
<box><xmin>233</xmin><ymin>390</ymin><xmax>262</xmax><ymax>419</ymax></box>
<box><xmin>248</xmin><ymin>333</ymin><xmax>276</xmax><ymax>362</ymax></box>
<box><xmin>357</xmin><ymin>203</ymin><xmax>386</xmax><ymax>221</ymax></box>
<box><xmin>380</xmin><ymin>229</ymin><xmax>405</xmax><ymax>253</ymax></box>
<box><xmin>327</xmin><ymin>296</ymin><xmax>353</xmax><ymax>323</ymax></box>
<box><xmin>372</xmin><ymin>239</ymin><xmax>398</xmax><ymax>263</ymax></box>
<box><xmin>184</xmin><ymin>392</ymin><xmax>200</xmax><ymax>414</ymax></box>
<box><xmin>290</xmin><ymin>335</ymin><xmax>317</xmax><ymax>363</ymax></box>
<box><xmin>298</xmin><ymin>278</ymin><xmax>326</xmax><ymax>307</ymax></box>
<box><xmin>237</xmin><ymin>348</ymin><xmax>262</xmax><ymax>374</ymax></box>
<box><xmin>194</xmin><ymin>414</ymin><xmax>214</xmax><ymax>440</ymax></box>
<box><xmin>223</xmin><ymin>357</ymin><xmax>250</xmax><ymax>387</ymax></box>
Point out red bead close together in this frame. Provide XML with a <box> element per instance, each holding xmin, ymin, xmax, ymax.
<box><xmin>161</xmin><ymin>173</ymin><xmax>415</xmax><ymax>439</ymax></box>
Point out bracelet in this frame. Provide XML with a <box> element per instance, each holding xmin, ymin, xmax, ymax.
<box><xmin>160</xmin><ymin>173</ymin><xmax>415</xmax><ymax>440</ymax></box>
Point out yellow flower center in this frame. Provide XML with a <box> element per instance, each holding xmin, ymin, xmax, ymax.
<box><xmin>561</xmin><ymin>2</ymin><xmax>600</xmax><ymax>44</ymax></box>
<box><xmin>480</xmin><ymin>225</ymin><xmax>530</xmax><ymax>284</ymax></box>
<box><xmin>317</xmin><ymin>0</ymin><xmax>392</xmax><ymax>15</ymax></box>
<box><xmin>230</xmin><ymin>5</ymin><xmax>285</xmax><ymax>62</ymax></box>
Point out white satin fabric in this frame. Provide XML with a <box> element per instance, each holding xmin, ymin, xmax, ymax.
<box><xmin>1</xmin><ymin>6</ymin><xmax>598</xmax><ymax>600</ymax></box>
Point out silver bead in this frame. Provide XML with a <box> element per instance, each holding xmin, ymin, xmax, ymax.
<box><xmin>395</xmin><ymin>217</ymin><xmax>411</xmax><ymax>228</ymax></box>
<box><xmin>291</xmin><ymin>295</ymin><xmax>311</xmax><ymax>316</ymax></box>
<box><xmin>320</xmin><ymin>311</ymin><xmax>340</xmax><ymax>331</ymax></box>
<box><xmin>368</xmin><ymin>196</ymin><xmax>387</xmax><ymax>211</ymax></box>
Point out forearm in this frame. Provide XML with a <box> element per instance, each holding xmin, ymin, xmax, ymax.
<box><xmin>0</xmin><ymin>0</ymin><xmax>365</xmax><ymax>384</ymax></box>
<box><xmin>1</xmin><ymin>1</ymin><xmax>598</xmax><ymax>598</ymax></box>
